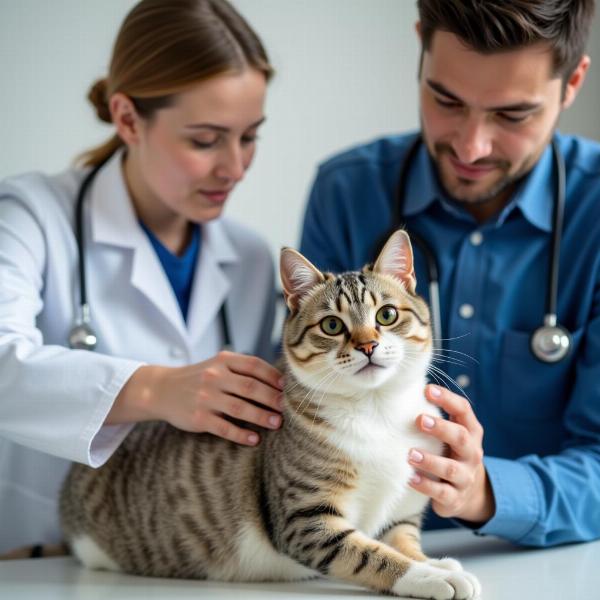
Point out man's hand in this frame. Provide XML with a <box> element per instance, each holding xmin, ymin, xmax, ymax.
<box><xmin>408</xmin><ymin>384</ymin><xmax>495</xmax><ymax>525</ymax></box>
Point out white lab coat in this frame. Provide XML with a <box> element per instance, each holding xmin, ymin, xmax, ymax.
<box><xmin>0</xmin><ymin>150</ymin><xmax>276</xmax><ymax>552</ymax></box>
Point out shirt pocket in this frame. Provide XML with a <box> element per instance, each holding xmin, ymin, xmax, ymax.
<box><xmin>499</xmin><ymin>327</ymin><xmax>583</xmax><ymax>420</ymax></box>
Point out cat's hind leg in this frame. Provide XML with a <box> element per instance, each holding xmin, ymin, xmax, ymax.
<box><xmin>70</xmin><ymin>535</ymin><xmax>122</xmax><ymax>572</ymax></box>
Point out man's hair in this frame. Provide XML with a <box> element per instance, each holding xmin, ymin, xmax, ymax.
<box><xmin>417</xmin><ymin>0</ymin><xmax>595</xmax><ymax>80</ymax></box>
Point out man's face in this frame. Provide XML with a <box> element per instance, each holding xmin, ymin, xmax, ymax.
<box><xmin>419</xmin><ymin>31</ymin><xmax>565</xmax><ymax>215</ymax></box>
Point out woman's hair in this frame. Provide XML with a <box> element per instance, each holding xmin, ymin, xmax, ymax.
<box><xmin>79</xmin><ymin>0</ymin><xmax>273</xmax><ymax>167</ymax></box>
<box><xmin>417</xmin><ymin>0</ymin><xmax>595</xmax><ymax>82</ymax></box>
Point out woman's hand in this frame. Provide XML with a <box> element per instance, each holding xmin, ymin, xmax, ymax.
<box><xmin>108</xmin><ymin>351</ymin><xmax>284</xmax><ymax>446</ymax></box>
<box><xmin>407</xmin><ymin>384</ymin><xmax>495</xmax><ymax>525</ymax></box>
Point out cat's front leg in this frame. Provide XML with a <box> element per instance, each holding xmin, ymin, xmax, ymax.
<box><xmin>378</xmin><ymin>516</ymin><xmax>428</xmax><ymax>561</ymax></box>
<box><xmin>284</xmin><ymin>514</ymin><xmax>479</xmax><ymax>599</ymax></box>
<box><xmin>378</xmin><ymin>519</ymin><xmax>481</xmax><ymax>597</ymax></box>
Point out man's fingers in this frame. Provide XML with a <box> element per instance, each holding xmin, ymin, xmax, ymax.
<box><xmin>425</xmin><ymin>385</ymin><xmax>482</xmax><ymax>437</ymax></box>
<box><xmin>222</xmin><ymin>352</ymin><xmax>283</xmax><ymax>391</ymax></box>
<box><xmin>408</xmin><ymin>448</ymin><xmax>471</xmax><ymax>488</ymax></box>
<box><xmin>408</xmin><ymin>472</ymin><xmax>459</xmax><ymax>517</ymax></box>
<box><xmin>417</xmin><ymin>414</ymin><xmax>475</xmax><ymax>460</ymax></box>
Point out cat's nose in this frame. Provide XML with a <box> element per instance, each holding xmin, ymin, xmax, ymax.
<box><xmin>355</xmin><ymin>341</ymin><xmax>379</xmax><ymax>357</ymax></box>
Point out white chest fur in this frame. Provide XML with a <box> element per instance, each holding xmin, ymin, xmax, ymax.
<box><xmin>320</xmin><ymin>382</ymin><xmax>442</xmax><ymax>536</ymax></box>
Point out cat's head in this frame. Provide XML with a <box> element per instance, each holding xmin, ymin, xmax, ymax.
<box><xmin>280</xmin><ymin>230</ymin><xmax>431</xmax><ymax>395</ymax></box>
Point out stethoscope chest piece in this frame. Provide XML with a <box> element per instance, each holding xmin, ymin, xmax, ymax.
<box><xmin>530</xmin><ymin>316</ymin><xmax>571</xmax><ymax>363</ymax></box>
<box><xmin>68</xmin><ymin>324</ymin><xmax>98</xmax><ymax>351</ymax></box>
<box><xmin>68</xmin><ymin>303</ymin><xmax>98</xmax><ymax>351</ymax></box>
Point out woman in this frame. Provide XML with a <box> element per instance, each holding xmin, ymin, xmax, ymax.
<box><xmin>0</xmin><ymin>0</ymin><xmax>282</xmax><ymax>556</ymax></box>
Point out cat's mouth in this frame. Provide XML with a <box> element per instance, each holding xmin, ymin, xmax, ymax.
<box><xmin>355</xmin><ymin>362</ymin><xmax>385</xmax><ymax>375</ymax></box>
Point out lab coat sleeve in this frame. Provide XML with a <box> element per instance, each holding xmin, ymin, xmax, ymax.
<box><xmin>0</xmin><ymin>195</ymin><xmax>143</xmax><ymax>468</ymax></box>
<box><xmin>477</xmin><ymin>311</ymin><xmax>600</xmax><ymax>546</ymax></box>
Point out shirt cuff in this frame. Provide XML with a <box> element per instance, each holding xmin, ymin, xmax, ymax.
<box><xmin>473</xmin><ymin>455</ymin><xmax>541</xmax><ymax>543</ymax></box>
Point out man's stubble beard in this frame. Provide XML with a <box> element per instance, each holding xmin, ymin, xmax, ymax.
<box><xmin>420</xmin><ymin>118</ymin><xmax>558</xmax><ymax>208</ymax></box>
<box><xmin>430</xmin><ymin>142</ymin><xmax>522</xmax><ymax>206</ymax></box>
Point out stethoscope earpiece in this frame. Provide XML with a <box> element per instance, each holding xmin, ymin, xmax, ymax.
<box><xmin>530</xmin><ymin>315</ymin><xmax>571</xmax><ymax>364</ymax></box>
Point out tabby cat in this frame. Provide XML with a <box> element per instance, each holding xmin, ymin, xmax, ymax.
<box><xmin>60</xmin><ymin>230</ymin><xmax>481</xmax><ymax>599</ymax></box>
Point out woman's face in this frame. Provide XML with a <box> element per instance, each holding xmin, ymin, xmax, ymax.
<box><xmin>126</xmin><ymin>68</ymin><xmax>267</xmax><ymax>227</ymax></box>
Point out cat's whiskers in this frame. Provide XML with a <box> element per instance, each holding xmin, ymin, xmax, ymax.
<box><xmin>426</xmin><ymin>366</ymin><xmax>446</xmax><ymax>389</ymax></box>
<box><xmin>310</xmin><ymin>370</ymin><xmax>343</xmax><ymax>430</ymax></box>
<box><xmin>431</xmin><ymin>332</ymin><xmax>472</xmax><ymax>344</ymax></box>
<box><xmin>303</xmin><ymin>369</ymin><xmax>340</xmax><ymax>411</ymax></box>
<box><xmin>283</xmin><ymin>357</ymin><xmax>333</xmax><ymax>395</ymax></box>
<box><xmin>289</xmin><ymin>366</ymin><xmax>340</xmax><ymax>423</ymax></box>
<box><xmin>431</xmin><ymin>357</ymin><xmax>467</xmax><ymax>368</ymax></box>
<box><xmin>432</xmin><ymin>349</ymin><xmax>478</xmax><ymax>364</ymax></box>
<box><xmin>402</xmin><ymin>346</ymin><xmax>475</xmax><ymax>368</ymax></box>
<box><xmin>427</xmin><ymin>363</ymin><xmax>473</xmax><ymax>404</ymax></box>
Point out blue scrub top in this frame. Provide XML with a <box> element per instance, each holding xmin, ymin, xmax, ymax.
<box><xmin>140</xmin><ymin>221</ymin><xmax>200</xmax><ymax>323</ymax></box>
<box><xmin>300</xmin><ymin>131</ymin><xmax>600</xmax><ymax>547</ymax></box>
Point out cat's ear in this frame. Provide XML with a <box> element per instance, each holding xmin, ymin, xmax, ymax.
<box><xmin>373</xmin><ymin>229</ymin><xmax>416</xmax><ymax>293</ymax></box>
<box><xmin>280</xmin><ymin>248</ymin><xmax>325</xmax><ymax>311</ymax></box>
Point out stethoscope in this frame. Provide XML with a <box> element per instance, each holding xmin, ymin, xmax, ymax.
<box><xmin>391</xmin><ymin>135</ymin><xmax>571</xmax><ymax>363</ymax></box>
<box><xmin>68</xmin><ymin>155</ymin><xmax>232</xmax><ymax>352</ymax></box>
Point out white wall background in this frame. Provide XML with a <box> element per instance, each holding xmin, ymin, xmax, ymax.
<box><xmin>1</xmin><ymin>0</ymin><xmax>599</xmax><ymax>259</ymax></box>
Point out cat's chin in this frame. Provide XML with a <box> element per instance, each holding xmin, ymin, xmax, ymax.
<box><xmin>350</xmin><ymin>363</ymin><xmax>395</xmax><ymax>389</ymax></box>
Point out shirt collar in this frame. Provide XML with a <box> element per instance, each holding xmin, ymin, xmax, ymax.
<box><xmin>401</xmin><ymin>135</ymin><xmax>555</xmax><ymax>232</ymax></box>
<box><xmin>502</xmin><ymin>141</ymin><xmax>554</xmax><ymax>232</ymax></box>
<box><xmin>403</xmin><ymin>140</ymin><xmax>442</xmax><ymax>217</ymax></box>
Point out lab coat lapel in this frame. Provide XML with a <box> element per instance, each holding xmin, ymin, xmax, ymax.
<box><xmin>89</xmin><ymin>150</ymin><xmax>187</xmax><ymax>340</ymax></box>
<box><xmin>186</xmin><ymin>220</ymin><xmax>238</xmax><ymax>350</ymax></box>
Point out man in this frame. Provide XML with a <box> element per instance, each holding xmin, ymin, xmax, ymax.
<box><xmin>300</xmin><ymin>0</ymin><xmax>600</xmax><ymax>547</ymax></box>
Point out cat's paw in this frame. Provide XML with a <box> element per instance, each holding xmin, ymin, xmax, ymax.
<box><xmin>427</xmin><ymin>557</ymin><xmax>463</xmax><ymax>571</ymax></box>
<box><xmin>392</xmin><ymin>561</ymin><xmax>480</xmax><ymax>599</ymax></box>
<box><xmin>424</xmin><ymin>558</ymin><xmax>480</xmax><ymax>597</ymax></box>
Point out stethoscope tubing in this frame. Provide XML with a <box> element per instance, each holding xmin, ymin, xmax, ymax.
<box><xmin>547</xmin><ymin>140</ymin><xmax>566</xmax><ymax>320</ymax></box>
<box><xmin>69</xmin><ymin>153</ymin><xmax>232</xmax><ymax>351</ymax></box>
<box><xmin>74</xmin><ymin>159</ymin><xmax>108</xmax><ymax>318</ymax></box>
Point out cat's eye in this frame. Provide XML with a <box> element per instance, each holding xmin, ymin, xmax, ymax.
<box><xmin>376</xmin><ymin>305</ymin><xmax>399</xmax><ymax>326</ymax></box>
<box><xmin>320</xmin><ymin>316</ymin><xmax>345</xmax><ymax>336</ymax></box>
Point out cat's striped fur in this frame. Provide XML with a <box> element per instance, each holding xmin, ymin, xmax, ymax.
<box><xmin>60</xmin><ymin>230</ymin><xmax>480</xmax><ymax>599</ymax></box>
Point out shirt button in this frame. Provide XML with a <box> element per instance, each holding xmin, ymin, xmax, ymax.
<box><xmin>456</xmin><ymin>374</ymin><xmax>471</xmax><ymax>388</ymax></box>
<box><xmin>459</xmin><ymin>304</ymin><xmax>475</xmax><ymax>319</ymax></box>
<box><xmin>469</xmin><ymin>231</ymin><xmax>483</xmax><ymax>246</ymax></box>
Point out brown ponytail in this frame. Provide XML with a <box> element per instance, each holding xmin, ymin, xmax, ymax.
<box><xmin>77</xmin><ymin>0</ymin><xmax>273</xmax><ymax>167</ymax></box>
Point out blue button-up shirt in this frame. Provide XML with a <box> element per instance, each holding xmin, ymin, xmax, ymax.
<box><xmin>299</xmin><ymin>131</ymin><xmax>600</xmax><ymax>547</ymax></box>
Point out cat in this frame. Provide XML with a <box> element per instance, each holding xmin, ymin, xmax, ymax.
<box><xmin>60</xmin><ymin>230</ymin><xmax>481</xmax><ymax>599</ymax></box>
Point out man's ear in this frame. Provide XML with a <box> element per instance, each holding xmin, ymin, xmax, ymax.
<box><xmin>415</xmin><ymin>21</ymin><xmax>422</xmax><ymax>40</ymax></box>
<box><xmin>109</xmin><ymin>93</ymin><xmax>144</xmax><ymax>145</ymax></box>
<box><xmin>373</xmin><ymin>229</ymin><xmax>416</xmax><ymax>294</ymax></box>
<box><xmin>280</xmin><ymin>248</ymin><xmax>324</xmax><ymax>312</ymax></box>
<box><xmin>562</xmin><ymin>55</ymin><xmax>591</xmax><ymax>109</ymax></box>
